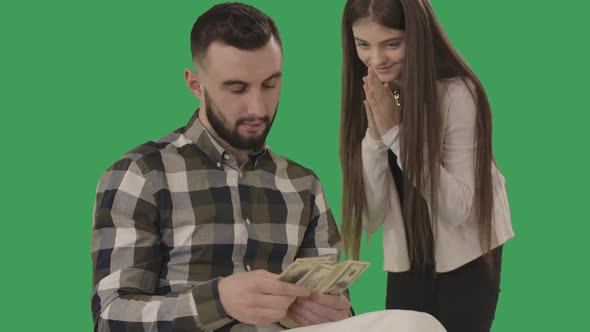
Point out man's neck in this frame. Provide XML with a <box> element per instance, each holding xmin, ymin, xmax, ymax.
<box><xmin>220</xmin><ymin>141</ymin><xmax>250</xmax><ymax>167</ymax></box>
<box><xmin>198</xmin><ymin>117</ymin><xmax>251</xmax><ymax>167</ymax></box>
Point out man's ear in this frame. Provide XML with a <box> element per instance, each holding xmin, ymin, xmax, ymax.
<box><xmin>184</xmin><ymin>68</ymin><xmax>204</xmax><ymax>98</ymax></box>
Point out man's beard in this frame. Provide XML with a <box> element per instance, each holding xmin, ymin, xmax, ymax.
<box><xmin>204</xmin><ymin>90</ymin><xmax>276</xmax><ymax>150</ymax></box>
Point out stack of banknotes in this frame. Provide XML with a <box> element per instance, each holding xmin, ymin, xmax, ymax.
<box><xmin>279</xmin><ymin>256</ymin><xmax>370</xmax><ymax>294</ymax></box>
<box><xmin>278</xmin><ymin>256</ymin><xmax>370</xmax><ymax>328</ymax></box>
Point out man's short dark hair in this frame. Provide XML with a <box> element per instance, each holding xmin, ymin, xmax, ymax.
<box><xmin>190</xmin><ymin>2</ymin><xmax>282</xmax><ymax>65</ymax></box>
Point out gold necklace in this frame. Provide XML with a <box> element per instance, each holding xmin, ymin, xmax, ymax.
<box><xmin>393</xmin><ymin>89</ymin><xmax>401</xmax><ymax>107</ymax></box>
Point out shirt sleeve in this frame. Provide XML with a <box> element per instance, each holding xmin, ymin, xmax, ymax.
<box><xmin>91</xmin><ymin>158</ymin><xmax>232</xmax><ymax>331</ymax></box>
<box><xmin>297</xmin><ymin>173</ymin><xmax>342</xmax><ymax>261</ymax></box>
<box><xmin>360</xmin><ymin>133</ymin><xmax>397</xmax><ymax>234</ymax></box>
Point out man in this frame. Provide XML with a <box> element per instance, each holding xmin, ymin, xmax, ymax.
<box><xmin>91</xmin><ymin>3</ymin><xmax>350</xmax><ymax>331</ymax></box>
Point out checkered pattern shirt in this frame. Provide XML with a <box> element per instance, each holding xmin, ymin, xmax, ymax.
<box><xmin>91</xmin><ymin>110</ymin><xmax>342</xmax><ymax>331</ymax></box>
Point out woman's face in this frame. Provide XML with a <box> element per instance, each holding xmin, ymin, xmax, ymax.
<box><xmin>352</xmin><ymin>18</ymin><xmax>406</xmax><ymax>83</ymax></box>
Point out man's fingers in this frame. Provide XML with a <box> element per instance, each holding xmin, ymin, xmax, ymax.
<box><xmin>294</xmin><ymin>297</ymin><xmax>343</xmax><ymax>321</ymax></box>
<box><xmin>254</xmin><ymin>294</ymin><xmax>295</xmax><ymax>310</ymax></box>
<box><xmin>309</xmin><ymin>292</ymin><xmax>351</xmax><ymax>310</ymax></box>
<box><xmin>288</xmin><ymin>309</ymin><xmax>313</xmax><ymax>327</ymax></box>
<box><xmin>289</xmin><ymin>302</ymin><xmax>329</xmax><ymax>325</ymax></box>
<box><xmin>253</xmin><ymin>307</ymin><xmax>287</xmax><ymax>324</ymax></box>
<box><xmin>258</xmin><ymin>279</ymin><xmax>312</xmax><ymax>298</ymax></box>
<box><xmin>253</xmin><ymin>269</ymin><xmax>280</xmax><ymax>280</ymax></box>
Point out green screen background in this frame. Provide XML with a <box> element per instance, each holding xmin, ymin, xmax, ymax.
<box><xmin>1</xmin><ymin>1</ymin><xmax>588</xmax><ymax>330</ymax></box>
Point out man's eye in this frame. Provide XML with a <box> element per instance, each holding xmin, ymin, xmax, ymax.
<box><xmin>230</xmin><ymin>86</ymin><xmax>247</xmax><ymax>94</ymax></box>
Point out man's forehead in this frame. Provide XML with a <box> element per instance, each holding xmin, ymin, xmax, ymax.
<box><xmin>202</xmin><ymin>40</ymin><xmax>282</xmax><ymax>82</ymax></box>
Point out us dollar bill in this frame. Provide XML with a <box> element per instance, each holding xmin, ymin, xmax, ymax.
<box><xmin>320</xmin><ymin>261</ymin><xmax>370</xmax><ymax>295</ymax></box>
<box><xmin>278</xmin><ymin>256</ymin><xmax>335</xmax><ymax>284</ymax></box>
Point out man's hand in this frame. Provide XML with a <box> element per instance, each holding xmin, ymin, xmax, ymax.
<box><xmin>287</xmin><ymin>291</ymin><xmax>351</xmax><ymax>326</ymax></box>
<box><xmin>218</xmin><ymin>270</ymin><xmax>312</xmax><ymax>325</ymax></box>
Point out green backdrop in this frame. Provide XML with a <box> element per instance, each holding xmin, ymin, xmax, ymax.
<box><xmin>1</xmin><ymin>0</ymin><xmax>588</xmax><ymax>330</ymax></box>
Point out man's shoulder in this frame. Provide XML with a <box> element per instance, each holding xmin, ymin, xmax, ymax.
<box><xmin>103</xmin><ymin>126</ymin><xmax>188</xmax><ymax>175</ymax></box>
<box><xmin>266</xmin><ymin>150</ymin><xmax>320</xmax><ymax>182</ymax></box>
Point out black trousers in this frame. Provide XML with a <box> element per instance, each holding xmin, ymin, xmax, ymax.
<box><xmin>386</xmin><ymin>247</ymin><xmax>503</xmax><ymax>332</ymax></box>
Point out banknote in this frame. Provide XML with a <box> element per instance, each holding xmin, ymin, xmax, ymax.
<box><xmin>278</xmin><ymin>256</ymin><xmax>335</xmax><ymax>284</ymax></box>
<box><xmin>293</xmin><ymin>256</ymin><xmax>335</xmax><ymax>264</ymax></box>
<box><xmin>296</xmin><ymin>263</ymin><xmax>334</xmax><ymax>290</ymax></box>
<box><xmin>321</xmin><ymin>261</ymin><xmax>370</xmax><ymax>295</ymax></box>
<box><xmin>278</xmin><ymin>259</ymin><xmax>370</xmax><ymax>329</ymax></box>
<box><xmin>279</xmin><ymin>256</ymin><xmax>370</xmax><ymax>293</ymax></box>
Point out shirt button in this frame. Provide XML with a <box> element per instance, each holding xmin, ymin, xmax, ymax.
<box><xmin>216</xmin><ymin>162</ymin><xmax>221</xmax><ymax>168</ymax></box>
<box><xmin>245</xmin><ymin>218</ymin><xmax>251</xmax><ymax>224</ymax></box>
<box><xmin>246</xmin><ymin>264</ymin><xmax>251</xmax><ymax>271</ymax></box>
<box><xmin>223</xmin><ymin>153</ymin><xmax>231</xmax><ymax>160</ymax></box>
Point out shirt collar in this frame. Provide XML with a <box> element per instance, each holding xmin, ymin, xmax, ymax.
<box><xmin>182</xmin><ymin>109</ymin><xmax>269</xmax><ymax>167</ymax></box>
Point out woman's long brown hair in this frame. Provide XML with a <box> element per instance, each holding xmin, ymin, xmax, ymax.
<box><xmin>340</xmin><ymin>0</ymin><xmax>497</xmax><ymax>276</ymax></box>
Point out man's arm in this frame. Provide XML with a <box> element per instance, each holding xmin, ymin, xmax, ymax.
<box><xmin>290</xmin><ymin>174</ymin><xmax>352</xmax><ymax>326</ymax></box>
<box><xmin>297</xmin><ymin>173</ymin><xmax>342</xmax><ymax>260</ymax></box>
<box><xmin>91</xmin><ymin>158</ymin><xmax>231</xmax><ymax>331</ymax></box>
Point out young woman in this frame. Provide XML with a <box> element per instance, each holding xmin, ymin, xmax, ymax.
<box><xmin>339</xmin><ymin>1</ymin><xmax>514</xmax><ymax>331</ymax></box>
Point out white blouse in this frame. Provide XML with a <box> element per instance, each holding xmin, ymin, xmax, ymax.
<box><xmin>361</xmin><ymin>78</ymin><xmax>514</xmax><ymax>272</ymax></box>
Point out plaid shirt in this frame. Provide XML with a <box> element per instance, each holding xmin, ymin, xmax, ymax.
<box><xmin>91</xmin><ymin>110</ymin><xmax>342</xmax><ymax>331</ymax></box>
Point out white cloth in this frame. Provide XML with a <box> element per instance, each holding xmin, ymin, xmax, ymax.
<box><xmin>226</xmin><ymin>310</ymin><xmax>446</xmax><ymax>332</ymax></box>
<box><xmin>288</xmin><ymin>310</ymin><xmax>446</xmax><ymax>332</ymax></box>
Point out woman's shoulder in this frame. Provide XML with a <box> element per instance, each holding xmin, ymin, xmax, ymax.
<box><xmin>437</xmin><ymin>77</ymin><xmax>477</xmax><ymax>103</ymax></box>
<box><xmin>437</xmin><ymin>76</ymin><xmax>478</xmax><ymax>122</ymax></box>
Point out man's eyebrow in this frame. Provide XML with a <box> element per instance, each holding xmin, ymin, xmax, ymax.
<box><xmin>222</xmin><ymin>80</ymin><xmax>248</xmax><ymax>86</ymax></box>
<box><xmin>264</xmin><ymin>72</ymin><xmax>282</xmax><ymax>81</ymax></box>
